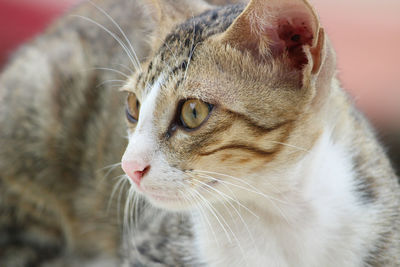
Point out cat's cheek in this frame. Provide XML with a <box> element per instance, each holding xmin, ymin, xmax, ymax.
<box><xmin>192</xmin><ymin>152</ymin><xmax>268</xmax><ymax>177</ymax></box>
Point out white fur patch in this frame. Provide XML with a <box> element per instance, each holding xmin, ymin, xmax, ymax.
<box><xmin>193</xmin><ymin>129</ymin><xmax>377</xmax><ymax>267</ymax></box>
<box><xmin>122</xmin><ymin>74</ymin><xmax>164</xmax><ymax>168</ymax></box>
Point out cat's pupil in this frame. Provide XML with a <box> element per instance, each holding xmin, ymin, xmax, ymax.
<box><xmin>192</xmin><ymin>108</ymin><xmax>197</xmax><ymax>118</ymax></box>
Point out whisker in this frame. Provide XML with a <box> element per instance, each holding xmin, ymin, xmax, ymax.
<box><xmin>156</xmin><ymin>37</ymin><xmax>179</xmax><ymax>67</ymax></box>
<box><xmin>195</xmin><ymin>171</ymin><xmax>247</xmax><ymax>214</ymax></box>
<box><xmin>129</xmin><ymin>191</ymin><xmax>136</xmax><ymax>239</ymax></box>
<box><xmin>117</xmin><ymin>178</ymin><xmax>129</xmax><ymax>224</ymax></box>
<box><xmin>71</xmin><ymin>15</ymin><xmax>138</xmax><ymax>70</ymax></box>
<box><xmin>269</xmin><ymin>141</ymin><xmax>309</xmax><ymax>153</ymax></box>
<box><xmin>176</xmin><ymin>187</ymin><xmax>212</xmax><ymax>239</ymax></box>
<box><xmin>101</xmin><ymin>163</ymin><xmax>122</xmax><ymax>182</ymax></box>
<box><xmin>107</xmin><ymin>175</ymin><xmax>127</xmax><ymax>213</ymax></box>
<box><xmin>112</xmin><ymin>63</ymin><xmax>135</xmax><ymax>75</ymax></box>
<box><xmin>123</xmin><ymin>188</ymin><xmax>135</xmax><ymax>235</ymax></box>
<box><xmin>191</xmin><ymin>182</ymin><xmax>249</xmax><ymax>265</ymax></box>
<box><xmin>190</xmin><ymin>187</ymin><xmax>234</xmax><ymax>243</ymax></box>
<box><xmin>192</xmin><ymin>172</ymin><xmax>292</xmax><ymax>225</ymax></box>
<box><xmin>98</xmin><ymin>163</ymin><xmax>123</xmax><ymax>185</ymax></box>
<box><xmin>193</xmin><ymin>169</ymin><xmax>282</xmax><ymax>195</ymax></box>
<box><xmin>98</xmin><ymin>162</ymin><xmax>122</xmax><ymax>172</ymax></box>
<box><xmin>193</xmin><ymin>171</ymin><xmax>289</xmax><ymax>205</ymax></box>
<box><xmin>183</xmin><ymin>18</ymin><xmax>199</xmax><ymax>82</ymax></box>
<box><xmin>96</xmin><ymin>79</ymin><xmax>126</xmax><ymax>88</ymax></box>
<box><xmin>125</xmin><ymin>189</ymin><xmax>139</xmax><ymax>255</ymax></box>
<box><xmin>181</xmin><ymin>183</ymin><xmax>220</xmax><ymax>246</ymax></box>
<box><xmin>193</xmin><ymin>179</ymin><xmax>236</xmax><ymax>223</ymax></box>
<box><xmin>190</xmin><ymin>175</ymin><xmax>258</xmax><ymax>246</ymax></box>
<box><xmin>189</xmin><ymin>174</ymin><xmax>259</xmax><ymax>219</ymax></box>
<box><xmin>93</xmin><ymin>67</ymin><xmax>130</xmax><ymax>79</ymax></box>
<box><xmin>109</xmin><ymin>84</ymin><xmax>126</xmax><ymax>90</ymax></box>
<box><xmin>88</xmin><ymin>1</ymin><xmax>142</xmax><ymax>71</ymax></box>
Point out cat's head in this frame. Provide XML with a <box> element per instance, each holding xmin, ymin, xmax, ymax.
<box><xmin>121</xmin><ymin>0</ymin><xmax>335</xmax><ymax>211</ymax></box>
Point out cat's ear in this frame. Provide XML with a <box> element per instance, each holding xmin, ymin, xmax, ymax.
<box><xmin>220</xmin><ymin>0</ymin><xmax>324</xmax><ymax>75</ymax></box>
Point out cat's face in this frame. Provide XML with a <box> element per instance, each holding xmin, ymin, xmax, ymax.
<box><xmin>121</xmin><ymin>0</ymin><xmax>332</xmax><ymax>211</ymax></box>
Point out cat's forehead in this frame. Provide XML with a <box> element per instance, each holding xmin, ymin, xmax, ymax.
<box><xmin>128</xmin><ymin>4</ymin><xmax>245</xmax><ymax>97</ymax></box>
<box><xmin>160</xmin><ymin>3</ymin><xmax>245</xmax><ymax>58</ymax></box>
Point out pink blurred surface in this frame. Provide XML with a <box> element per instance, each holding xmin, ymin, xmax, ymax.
<box><xmin>0</xmin><ymin>0</ymin><xmax>399</xmax><ymax>129</ymax></box>
<box><xmin>0</xmin><ymin>0</ymin><xmax>80</xmax><ymax>64</ymax></box>
<box><xmin>310</xmin><ymin>0</ymin><xmax>400</xmax><ymax>130</ymax></box>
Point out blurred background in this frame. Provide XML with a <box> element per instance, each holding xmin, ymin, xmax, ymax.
<box><xmin>0</xmin><ymin>0</ymin><xmax>399</xmax><ymax>172</ymax></box>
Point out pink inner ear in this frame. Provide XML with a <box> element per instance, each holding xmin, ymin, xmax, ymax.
<box><xmin>222</xmin><ymin>0</ymin><xmax>319</xmax><ymax>70</ymax></box>
<box><xmin>273</xmin><ymin>16</ymin><xmax>314</xmax><ymax>70</ymax></box>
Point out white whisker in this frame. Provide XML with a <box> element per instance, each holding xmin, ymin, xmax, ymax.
<box><xmin>269</xmin><ymin>140</ymin><xmax>309</xmax><ymax>153</ymax></box>
<box><xmin>193</xmin><ymin>171</ymin><xmax>289</xmax><ymax>205</ymax></box>
<box><xmin>191</xmin><ymin>182</ymin><xmax>249</xmax><ymax>265</ymax></box>
<box><xmin>71</xmin><ymin>15</ymin><xmax>138</xmax><ymax>70</ymax></box>
<box><xmin>189</xmin><ymin>174</ymin><xmax>259</xmax><ymax>219</ymax></box>
<box><xmin>176</xmin><ymin>187</ymin><xmax>214</xmax><ymax>242</ymax></box>
<box><xmin>194</xmin><ymin>169</ymin><xmax>282</xmax><ymax>195</ymax></box>
<box><xmin>123</xmin><ymin>188</ymin><xmax>135</xmax><ymax>235</ymax></box>
<box><xmin>190</xmin><ymin>176</ymin><xmax>257</xmax><ymax>247</ymax></box>
<box><xmin>182</xmin><ymin>183</ymin><xmax>220</xmax><ymax>246</ymax></box>
<box><xmin>190</xmin><ymin>187</ymin><xmax>233</xmax><ymax>243</ymax></box>
<box><xmin>93</xmin><ymin>67</ymin><xmax>130</xmax><ymax>78</ymax></box>
<box><xmin>98</xmin><ymin>162</ymin><xmax>122</xmax><ymax>172</ymax></box>
<box><xmin>117</xmin><ymin>178</ymin><xmax>128</xmax><ymax>223</ymax></box>
<box><xmin>112</xmin><ymin>63</ymin><xmax>134</xmax><ymax>75</ymax></box>
<box><xmin>183</xmin><ymin>18</ymin><xmax>199</xmax><ymax>82</ymax></box>
<box><xmin>88</xmin><ymin>1</ymin><xmax>142</xmax><ymax>71</ymax></box>
<box><xmin>107</xmin><ymin>175</ymin><xmax>127</xmax><ymax>213</ymax></box>
<box><xmin>96</xmin><ymin>79</ymin><xmax>126</xmax><ymax>88</ymax></box>
<box><xmin>191</xmin><ymin>171</ymin><xmax>292</xmax><ymax>225</ymax></box>
<box><xmin>194</xmin><ymin>179</ymin><xmax>237</xmax><ymax>223</ymax></box>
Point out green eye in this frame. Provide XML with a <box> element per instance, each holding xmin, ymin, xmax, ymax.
<box><xmin>180</xmin><ymin>99</ymin><xmax>213</xmax><ymax>130</ymax></box>
<box><xmin>126</xmin><ymin>93</ymin><xmax>140</xmax><ymax>123</ymax></box>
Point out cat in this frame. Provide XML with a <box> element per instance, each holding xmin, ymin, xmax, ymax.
<box><xmin>0</xmin><ymin>0</ymin><xmax>399</xmax><ymax>267</ymax></box>
<box><xmin>119</xmin><ymin>0</ymin><xmax>400</xmax><ymax>266</ymax></box>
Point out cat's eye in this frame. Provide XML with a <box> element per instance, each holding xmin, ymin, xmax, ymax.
<box><xmin>126</xmin><ymin>93</ymin><xmax>140</xmax><ymax>123</ymax></box>
<box><xmin>179</xmin><ymin>99</ymin><xmax>213</xmax><ymax>130</ymax></box>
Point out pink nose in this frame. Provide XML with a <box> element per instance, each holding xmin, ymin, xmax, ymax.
<box><xmin>121</xmin><ymin>160</ymin><xmax>150</xmax><ymax>187</ymax></box>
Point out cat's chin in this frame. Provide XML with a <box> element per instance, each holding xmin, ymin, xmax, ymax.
<box><xmin>139</xmin><ymin>190</ymin><xmax>192</xmax><ymax>211</ymax></box>
<box><xmin>146</xmin><ymin>196</ymin><xmax>192</xmax><ymax>211</ymax></box>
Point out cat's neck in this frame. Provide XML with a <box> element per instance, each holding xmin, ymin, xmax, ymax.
<box><xmin>192</xmin><ymin>89</ymin><xmax>377</xmax><ymax>266</ymax></box>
